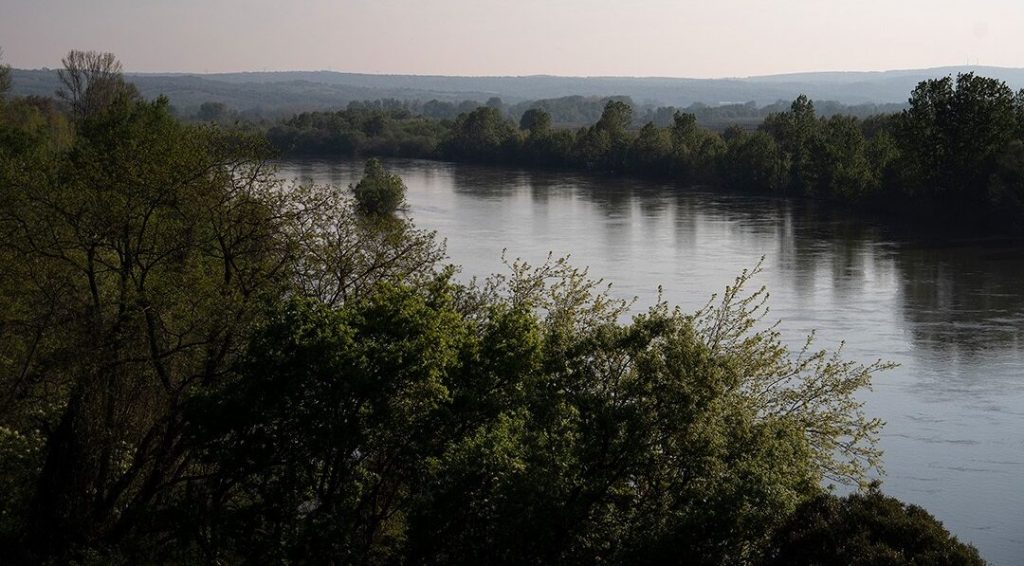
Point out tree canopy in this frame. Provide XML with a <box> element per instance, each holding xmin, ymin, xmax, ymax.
<box><xmin>0</xmin><ymin>48</ymin><xmax>11</xmax><ymax>99</ymax></box>
<box><xmin>766</xmin><ymin>488</ymin><xmax>984</xmax><ymax>565</ymax></box>
<box><xmin>353</xmin><ymin>157</ymin><xmax>408</xmax><ymax>217</ymax></box>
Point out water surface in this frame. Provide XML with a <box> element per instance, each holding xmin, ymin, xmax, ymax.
<box><xmin>278</xmin><ymin>158</ymin><xmax>1024</xmax><ymax>565</ymax></box>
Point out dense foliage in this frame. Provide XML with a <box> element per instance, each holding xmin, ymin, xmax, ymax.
<box><xmin>766</xmin><ymin>489</ymin><xmax>985</xmax><ymax>565</ymax></box>
<box><xmin>267</xmin><ymin>73</ymin><xmax>1024</xmax><ymax>233</ymax></box>
<box><xmin>352</xmin><ymin>157</ymin><xmax>408</xmax><ymax>217</ymax></box>
<box><xmin>0</xmin><ymin>50</ymin><xmax>985</xmax><ymax>564</ymax></box>
<box><xmin>268</xmin><ymin>104</ymin><xmax>446</xmax><ymax>158</ymax></box>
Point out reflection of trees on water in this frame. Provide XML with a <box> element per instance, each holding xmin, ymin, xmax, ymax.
<box><xmin>576</xmin><ymin>178</ymin><xmax>635</xmax><ymax>220</ymax></box>
<box><xmin>780</xmin><ymin>203</ymin><xmax>889</xmax><ymax>303</ymax></box>
<box><xmin>324</xmin><ymin>160</ymin><xmax>356</xmax><ymax>188</ymax></box>
<box><xmin>274</xmin><ymin>159</ymin><xmax>362</xmax><ymax>189</ymax></box>
<box><xmin>449</xmin><ymin>164</ymin><xmax>531</xmax><ymax>199</ymax></box>
<box><xmin>893</xmin><ymin>245</ymin><xmax>1024</xmax><ymax>357</ymax></box>
<box><xmin>664</xmin><ymin>191</ymin><xmax>878</xmax><ymax>300</ymax></box>
<box><xmin>765</xmin><ymin>200</ymin><xmax>1024</xmax><ymax>361</ymax></box>
<box><xmin>335</xmin><ymin>160</ymin><xmax>1024</xmax><ymax>366</ymax></box>
<box><xmin>523</xmin><ymin>169</ymin><xmax>596</xmax><ymax>206</ymax></box>
<box><xmin>666</xmin><ymin>185</ymin><xmax>1024</xmax><ymax>363</ymax></box>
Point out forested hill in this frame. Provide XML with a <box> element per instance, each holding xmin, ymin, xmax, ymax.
<box><xmin>10</xmin><ymin>65</ymin><xmax>1024</xmax><ymax>115</ymax></box>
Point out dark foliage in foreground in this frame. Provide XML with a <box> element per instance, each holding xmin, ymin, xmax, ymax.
<box><xmin>766</xmin><ymin>489</ymin><xmax>985</xmax><ymax>565</ymax></box>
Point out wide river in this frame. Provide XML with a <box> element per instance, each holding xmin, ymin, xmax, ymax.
<box><xmin>278</xmin><ymin>158</ymin><xmax>1024</xmax><ymax>565</ymax></box>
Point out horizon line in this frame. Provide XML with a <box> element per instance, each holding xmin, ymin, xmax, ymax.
<box><xmin>11</xmin><ymin>64</ymin><xmax>1024</xmax><ymax>82</ymax></box>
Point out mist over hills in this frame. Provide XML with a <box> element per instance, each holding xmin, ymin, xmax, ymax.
<box><xmin>10</xmin><ymin>66</ymin><xmax>1024</xmax><ymax>116</ymax></box>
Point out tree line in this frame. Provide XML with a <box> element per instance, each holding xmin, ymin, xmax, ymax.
<box><xmin>268</xmin><ymin>74</ymin><xmax>1024</xmax><ymax>234</ymax></box>
<box><xmin>0</xmin><ymin>49</ymin><xmax>986</xmax><ymax>564</ymax></box>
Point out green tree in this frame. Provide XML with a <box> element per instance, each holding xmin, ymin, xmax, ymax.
<box><xmin>196</xmin><ymin>100</ymin><xmax>230</xmax><ymax>123</ymax></box>
<box><xmin>519</xmin><ymin>107</ymin><xmax>551</xmax><ymax>134</ymax></box>
<box><xmin>185</xmin><ymin>284</ymin><xmax>471</xmax><ymax>563</ymax></box>
<box><xmin>806</xmin><ymin>115</ymin><xmax>876</xmax><ymax>199</ymax></box>
<box><xmin>762</xmin><ymin>95</ymin><xmax>819</xmax><ymax>194</ymax></box>
<box><xmin>2</xmin><ymin>51</ymin><xmax>986</xmax><ymax>562</ymax></box>
<box><xmin>442</xmin><ymin>106</ymin><xmax>519</xmax><ymax>162</ymax></box>
<box><xmin>989</xmin><ymin>139</ymin><xmax>1024</xmax><ymax>230</ymax></box>
<box><xmin>670</xmin><ymin>112</ymin><xmax>726</xmax><ymax>182</ymax></box>
<box><xmin>183</xmin><ymin>258</ymin><xmax>890</xmax><ymax>564</ymax></box>
<box><xmin>722</xmin><ymin>130</ymin><xmax>787</xmax><ymax>192</ymax></box>
<box><xmin>628</xmin><ymin>122</ymin><xmax>672</xmax><ymax>175</ymax></box>
<box><xmin>352</xmin><ymin>158</ymin><xmax>407</xmax><ymax>217</ymax></box>
<box><xmin>0</xmin><ymin>54</ymin><xmax>443</xmax><ymax>562</ymax></box>
<box><xmin>2</xmin><ymin>95</ymin><xmax>291</xmax><ymax>560</ymax></box>
<box><xmin>0</xmin><ymin>47</ymin><xmax>11</xmax><ymax>100</ymax></box>
<box><xmin>595</xmin><ymin>99</ymin><xmax>633</xmax><ymax>135</ymax></box>
<box><xmin>573</xmin><ymin>100</ymin><xmax>634</xmax><ymax>171</ymax></box>
<box><xmin>895</xmin><ymin>73</ymin><xmax>1023</xmax><ymax>212</ymax></box>
<box><xmin>486</xmin><ymin>96</ymin><xmax>505</xmax><ymax>111</ymax></box>
<box><xmin>56</xmin><ymin>50</ymin><xmax>139</xmax><ymax>122</ymax></box>
<box><xmin>765</xmin><ymin>489</ymin><xmax>984</xmax><ymax>565</ymax></box>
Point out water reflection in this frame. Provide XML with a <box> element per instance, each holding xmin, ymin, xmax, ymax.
<box><xmin>893</xmin><ymin>244</ymin><xmax>1024</xmax><ymax>404</ymax></box>
<box><xmin>450</xmin><ymin>165</ymin><xmax>527</xmax><ymax>199</ymax></box>
<box><xmin>279</xmin><ymin>158</ymin><xmax>1024</xmax><ymax>362</ymax></box>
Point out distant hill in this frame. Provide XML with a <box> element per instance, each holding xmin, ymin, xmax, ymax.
<box><xmin>10</xmin><ymin>66</ymin><xmax>1024</xmax><ymax>116</ymax></box>
<box><xmin>8</xmin><ymin>69</ymin><xmax>500</xmax><ymax>116</ymax></box>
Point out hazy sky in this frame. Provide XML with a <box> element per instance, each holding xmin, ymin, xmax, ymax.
<box><xmin>2</xmin><ymin>0</ymin><xmax>1022</xmax><ymax>77</ymax></box>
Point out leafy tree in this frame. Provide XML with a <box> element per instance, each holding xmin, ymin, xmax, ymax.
<box><xmin>806</xmin><ymin>115</ymin><xmax>876</xmax><ymax>199</ymax></box>
<box><xmin>594</xmin><ymin>99</ymin><xmax>633</xmax><ymax>135</ymax></box>
<box><xmin>722</xmin><ymin>130</ymin><xmax>787</xmax><ymax>192</ymax></box>
<box><xmin>522</xmin><ymin>125</ymin><xmax>574</xmax><ymax>168</ymax></box>
<box><xmin>486</xmin><ymin>96</ymin><xmax>505</xmax><ymax>111</ymax></box>
<box><xmin>352</xmin><ymin>158</ymin><xmax>408</xmax><ymax>217</ymax></box>
<box><xmin>519</xmin><ymin>107</ymin><xmax>551</xmax><ymax>134</ymax></box>
<box><xmin>6</xmin><ymin>48</ymin><xmax>994</xmax><ymax>564</ymax></box>
<box><xmin>184</xmin><ymin>285</ymin><xmax>470</xmax><ymax>563</ymax></box>
<box><xmin>573</xmin><ymin>100</ymin><xmax>635</xmax><ymax>172</ymax></box>
<box><xmin>442</xmin><ymin>106</ymin><xmax>519</xmax><ymax>162</ymax></box>
<box><xmin>196</xmin><ymin>100</ymin><xmax>230</xmax><ymax>123</ymax></box>
<box><xmin>762</xmin><ymin>95</ymin><xmax>819</xmax><ymax>193</ymax></box>
<box><xmin>181</xmin><ymin>259</ymin><xmax>891</xmax><ymax>564</ymax></box>
<box><xmin>895</xmin><ymin>73</ymin><xmax>1023</xmax><ymax>211</ymax></box>
<box><xmin>669</xmin><ymin>112</ymin><xmax>726</xmax><ymax>182</ymax></box>
<box><xmin>509</xmin><ymin>95</ymin><xmax>634</xmax><ymax>127</ymax></box>
<box><xmin>989</xmin><ymin>139</ymin><xmax>1024</xmax><ymax>230</ymax></box>
<box><xmin>267</xmin><ymin>107</ymin><xmax>447</xmax><ymax>158</ymax></box>
<box><xmin>0</xmin><ymin>55</ymin><xmax>442</xmax><ymax>562</ymax></box>
<box><xmin>628</xmin><ymin>122</ymin><xmax>672</xmax><ymax>175</ymax></box>
<box><xmin>572</xmin><ymin>125</ymin><xmax>612</xmax><ymax>170</ymax></box>
<box><xmin>56</xmin><ymin>50</ymin><xmax>139</xmax><ymax>121</ymax></box>
<box><xmin>1</xmin><ymin>94</ymin><xmax>293</xmax><ymax>560</ymax></box>
<box><xmin>0</xmin><ymin>47</ymin><xmax>11</xmax><ymax>100</ymax></box>
<box><xmin>765</xmin><ymin>489</ymin><xmax>984</xmax><ymax>565</ymax></box>
<box><xmin>258</xmin><ymin>77</ymin><xmax>1024</xmax><ymax>231</ymax></box>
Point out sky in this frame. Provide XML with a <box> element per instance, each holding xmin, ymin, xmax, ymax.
<box><xmin>1</xmin><ymin>0</ymin><xmax>1022</xmax><ymax>78</ymax></box>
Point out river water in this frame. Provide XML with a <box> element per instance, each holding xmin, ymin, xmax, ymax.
<box><xmin>278</xmin><ymin>158</ymin><xmax>1024</xmax><ymax>565</ymax></box>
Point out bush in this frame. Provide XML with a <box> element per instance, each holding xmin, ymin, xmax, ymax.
<box><xmin>764</xmin><ymin>489</ymin><xmax>985</xmax><ymax>565</ymax></box>
<box><xmin>353</xmin><ymin>158</ymin><xmax>407</xmax><ymax>216</ymax></box>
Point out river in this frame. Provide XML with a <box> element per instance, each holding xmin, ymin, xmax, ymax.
<box><xmin>277</xmin><ymin>158</ymin><xmax>1024</xmax><ymax>565</ymax></box>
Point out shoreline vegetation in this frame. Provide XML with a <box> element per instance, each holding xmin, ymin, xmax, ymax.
<box><xmin>0</xmin><ymin>49</ymin><xmax>991</xmax><ymax>564</ymax></box>
<box><xmin>262</xmin><ymin>73</ymin><xmax>1024</xmax><ymax>236</ymax></box>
